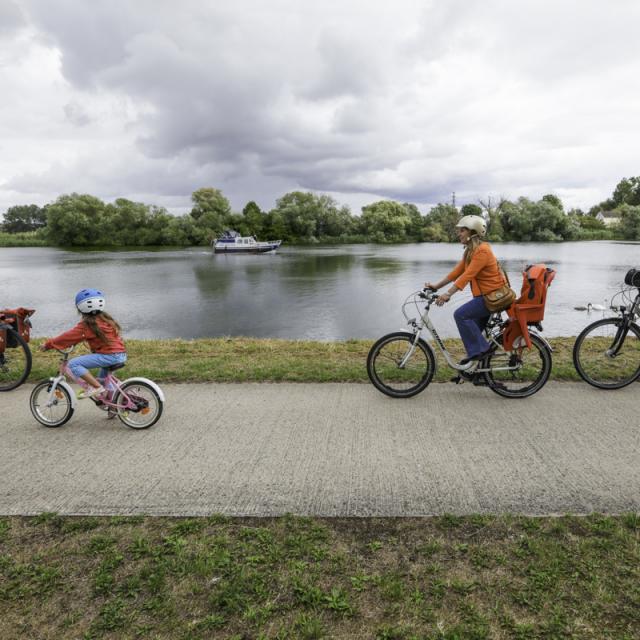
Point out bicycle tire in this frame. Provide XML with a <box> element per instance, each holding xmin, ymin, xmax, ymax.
<box><xmin>0</xmin><ymin>328</ymin><xmax>32</xmax><ymax>391</ymax></box>
<box><xmin>29</xmin><ymin>380</ymin><xmax>74</xmax><ymax>427</ymax></box>
<box><xmin>572</xmin><ymin>318</ymin><xmax>640</xmax><ymax>389</ymax></box>
<box><xmin>114</xmin><ymin>380</ymin><xmax>163</xmax><ymax>429</ymax></box>
<box><xmin>367</xmin><ymin>332</ymin><xmax>436</xmax><ymax>398</ymax></box>
<box><xmin>484</xmin><ymin>333</ymin><xmax>552</xmax><ymax>398</ymax></box>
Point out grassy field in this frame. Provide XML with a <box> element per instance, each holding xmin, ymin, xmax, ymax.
<box><xmin>27</xmin><ymin>336</ymin><xmax>581</xmax><ymax>384</ymax></box>
<box><xmin>1</xmin><ymin>513</ymin><xmax>638</xmax><ymax>639</ymax></box>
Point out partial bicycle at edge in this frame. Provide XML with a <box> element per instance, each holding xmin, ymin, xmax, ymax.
<box><xmin>572</xmin><ymin>267</ymin><xmax>640</xmax><ymax>389</ymax></box>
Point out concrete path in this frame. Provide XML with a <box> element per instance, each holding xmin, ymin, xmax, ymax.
<box><xmin>0</xmin><ymin>382</ymin><xmax>638</xmax><ymax>517</ymax></box>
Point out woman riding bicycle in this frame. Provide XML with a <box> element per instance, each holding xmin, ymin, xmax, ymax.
<box><xmin>425</xmin><ymin>215</ymin><xmax>506</xmax><ymax>365</ymax></box>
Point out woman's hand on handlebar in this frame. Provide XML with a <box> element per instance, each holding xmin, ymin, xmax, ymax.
<box><xmin>435</xmin><ymin>292</ymin><xmax>451</xmax><ymax>306</ymax></box>
<box><xmin>424</xmin><ymin>282</ymin><xmax>438</xmax><ymax>291</ymax></box>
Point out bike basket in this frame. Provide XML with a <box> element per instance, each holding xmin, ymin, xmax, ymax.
<box><xmin>624</xmin><ymin>268</ymin><xmax>640</xmax><ymax>288</ymax></box>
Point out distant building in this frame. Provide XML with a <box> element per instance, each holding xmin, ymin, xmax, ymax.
<box><xmin>595</xmin><ymin>211</ymin><xmax>620</xmax><ymax>227</ymax></box>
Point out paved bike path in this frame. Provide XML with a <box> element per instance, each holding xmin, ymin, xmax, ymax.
<box><xmin>1</xmin><ymin>382</ymin><xmax>638</xmax><ymax>517</ymax></box>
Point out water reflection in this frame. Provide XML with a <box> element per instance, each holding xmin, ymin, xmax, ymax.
<box><xmin>1</xmin><ymin>242</ymin><xmax>638</xmax><ymax>340</ymax></box>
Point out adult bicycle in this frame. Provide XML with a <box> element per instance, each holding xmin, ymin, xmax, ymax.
<box><xmin>0</xmin><ymin>312</ymin><xmax>32</xmax><ymax>391</ymax></box>
<box><xmin>30</xmin><ymin>347</ymin><xmax>164</xmax><ymax>429</ymax></box>
<box><xmin>572</xmin><ymin>270</ymin><xmax>640</xmax><ymax>389</ymax></box>
<box><xmin>367</xmin><ymin>289</ymin><xmax>553</xmax><ymax>399</ymax></box>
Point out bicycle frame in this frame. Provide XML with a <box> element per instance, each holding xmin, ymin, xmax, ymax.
<box><xmin>398</xmin><ymin>291</ymin><xmax>546</xmax><ymax>374</ymax></box>
<box><xmin>42</xmin><ymin>349</ymin><xmax>146</xmax><ymax>412</ymax></box>
<box><xmin>605</xmin><ymin>289</ymin><xmax>640</xmax><ymax>357</ymax></box>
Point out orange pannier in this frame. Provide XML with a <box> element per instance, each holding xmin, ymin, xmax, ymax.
<box><xmin>0</xmin><ymin>308</ymin><xmax>35</xmax><ymax>353</ymax></box>
<box><xmin>503</xmin><ymin>265</ymin><xmax>555</xmax><ymax>350</ymax></box>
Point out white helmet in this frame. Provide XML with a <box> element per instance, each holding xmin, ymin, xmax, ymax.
<box><xmin>456</xmin><ymin>215</ymin><xmax>486</xmax><ymax>237</ymax></box>
<box><xmin>75</xmin><ymin>288</ymin><xmax>106</xmax><ymax>315</ymax></box>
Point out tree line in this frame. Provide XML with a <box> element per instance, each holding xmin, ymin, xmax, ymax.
<box><xmin>2</xmin><ymin>177</ymin><xmax>640</xmax><ymax>247</ymax></box>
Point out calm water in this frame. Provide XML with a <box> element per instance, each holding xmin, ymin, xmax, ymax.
<box><xmin>1</xmin><ymin>242</ymin><xmax>638</xmax><ymax>340</ymax></box>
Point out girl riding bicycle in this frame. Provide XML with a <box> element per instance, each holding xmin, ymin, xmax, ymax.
<box><xmin>425</xmin><ymin>215</ymin><xmax>506</xmax><ymax>365</ymax></box>
<box><xmin>39</xmin><ymin>289</ymin><xmax>127</xmax><ymax>399</ymax></box>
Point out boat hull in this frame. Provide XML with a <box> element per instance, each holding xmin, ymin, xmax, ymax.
<box><xmin>213</xmin><ymin>241</ymin><xmax>281</xmax><ymax>254</ymax></box>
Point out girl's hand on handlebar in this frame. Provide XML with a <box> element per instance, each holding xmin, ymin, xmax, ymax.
<box><xmin>424</xmin><ymin>282</ymin><xmax>438</xmax><ymax>291</ymax></box>
<box><xmin>435</xmin><ymin>292</ymin><xmax>451</xmax><ymax>306</ymax></box>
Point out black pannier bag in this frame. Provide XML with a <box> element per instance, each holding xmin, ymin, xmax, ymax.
<box><xmin>624</xmin><ymin>268</ymin><xmax>640</xmax><ymax>288</ymax></box>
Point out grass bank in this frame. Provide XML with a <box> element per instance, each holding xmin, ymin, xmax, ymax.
<box><xmin>1</xmin><ymin>513</ymin><xmax>638</xmax><ymax>639</ymax></box>
<box><xmin>28</xmin><ymin>336</ymin><xmax>580</xmax><ymax>384</ymax></box>
<box><xmin>0</xmin><ymin>231</ymin><xmax>48</xmax><ymax>247</ymax></box>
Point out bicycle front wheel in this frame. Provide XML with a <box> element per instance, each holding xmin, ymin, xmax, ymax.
<box><xmin>367</xmin><ymin>332</ymin><xmax>436</xmax><ymax>398</ymax></box>
<box><xmin>572</xmin><ymin>318</ymin><xmax>640</xmax><ymax>389</ymax></box>
<box><xmin>114</xmin><ymin>380</ymin><xmax>164</xmax><ymax>429</ymax></box>
<box><xmin>30</xmin><ymin>381</ymin><xmax>74</xmax><ymax>427</ymax></box>
<box><xmin>484</xmin><ymin>333</ymin><xmax>552</xmax><ymax>398</ymax></box>
<box><xmin>0</xmin><ymin>329</ymin><xmax>32</xmax><ymax>391</ymax></box>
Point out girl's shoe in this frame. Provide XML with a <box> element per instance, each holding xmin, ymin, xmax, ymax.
<box><xmin>106</xmin><ymin>408</ymin><xmax>117</xmax><ymax>420</ymax></box>
<box><xmin>77</xmin><ymin>386</ymin><xmax>106</xmax><ymax>400</ymax></box>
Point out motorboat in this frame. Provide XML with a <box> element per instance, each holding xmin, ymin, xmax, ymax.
<box><xmin>213</xmin><ymin>230</ymin><xmax>282</xmax><ymax>253</ymax></box>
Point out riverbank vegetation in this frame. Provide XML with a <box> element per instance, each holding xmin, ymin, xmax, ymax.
<box><xmin>2</xmin><ymin>176</ymin><xmax>640</xmax><ymax>247</ymax></box>
<box><xmin>1</xmin><ymin>513</ymin><xmax>638</xmax><ymax>639</ymax></box>
<box><xmin>29</xmin><ymin>336</ymin><xmax>580</xmax><ymax>383</ymax></box>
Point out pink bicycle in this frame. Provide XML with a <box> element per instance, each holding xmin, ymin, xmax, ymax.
<box><xmin>29</xmin><ymin>347</ymin><xmax>164</xmax><ymax>429</ymax></box>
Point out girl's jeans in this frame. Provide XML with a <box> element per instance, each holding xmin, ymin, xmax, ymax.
<box><xmin>453</xmin><ymin>296</ymin><xmax>491</xmax><ymax>358</ymax></box>
<box><xmin>68</xmin><ymin>352</ymin><xmax>127</xmax><ymax>381</ymax></box>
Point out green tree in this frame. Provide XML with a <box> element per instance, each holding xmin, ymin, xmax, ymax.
<box><xmin>460</xmin><ymin>203</ymin><xmax>483</xmax><ymax>217</ymax></box>
<box><xmin>242</xmin><ymin>201</ymin><xmax>264</xmax><ymax>236</ymax></box>
<box><xmin>45</xmin><ymin>193</ymin><xmax>107</xmax><ymax>246</ymax></box>
<box><xmin>423</xmin><ymin>203</ymin><xmax>459</xmax><ymax>241</ymax></box>
<box><xmin>617</xmin><ymin>204</ymin><xmax>640</xmax><ymax>240</ymax></box>
<box><xmin>359</xmin><ymin>200</ymin><xmax>411</xmax><ymax>242</ymax></box>
<box><xmin>612</xmin><ymin>177</ymin><xmax>640</xmax><ymax>207</ymax></box>
<box><xmin>403</xmin><ymin>203</ymin><xmax>425</xmax><ymax>240</ymax></box>
<box><xmin>190</xmin><ymin>187</ymin><xmax>232</xmax><ymax>240</ymax></box>
<box><xmin>541</xmin><ymin>194</ymin><xmax>564</xmax><ymax>212</ymax></box>
<box><xmin>500</xmin><ymin>197</ymin><xmax>577</xmax><ymax>242</ymax></box>
<box><xmin>271</xmin><ymin>191</ymin><xmax>351</xmax><ymax>241</ymax></box>
<box><xmin>1</xmin><ymin>204</ymin><xmax>47</xmax><ymax>233</ymax></box>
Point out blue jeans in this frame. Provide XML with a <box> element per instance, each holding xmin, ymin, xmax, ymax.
<box><xmin>453</xmin><ymin>297</ymin><xmax>490</xmax><ymax>358</ymax></box>
<box><xmin>68</xmin><ymin>352</ymin><xmax>127</xmax><ymax>379</ymax></box>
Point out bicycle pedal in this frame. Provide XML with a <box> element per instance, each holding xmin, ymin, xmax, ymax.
<box><xmin>450</xmin><ymin>375</ymin><xmax>464</xmax><ymax>384</ymax></box>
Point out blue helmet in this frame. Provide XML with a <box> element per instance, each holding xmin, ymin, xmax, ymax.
<box><xmin>75</xmin><ymin>288</ymin><xmax>105</xmax><ymax>315</ymax></box>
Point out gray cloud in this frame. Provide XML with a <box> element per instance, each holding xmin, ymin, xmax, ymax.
<box><xmin>4</xmin><ymin>0</ymin><xmax>640</xmax><ymax>214</ymax></box>
<box><xmin>0</xmin><ymin>0</ymin><xmax>25</xmax><ymax>35</ymax></box>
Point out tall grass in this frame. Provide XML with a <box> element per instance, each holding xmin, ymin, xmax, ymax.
<box><xmin>0</xmin><ymin>231</ymin><xmax>48</xmax><ymax>247</ymax></box>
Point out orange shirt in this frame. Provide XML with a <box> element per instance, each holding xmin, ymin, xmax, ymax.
<box><xmin>446</xmin><ymin>243</ymin><xmax>506</xmax><ymax>297</ymax></box>
<box><xmin>43</xmin><ymin>317</ymin><xmax>126</xmax><ymax>354</ymax></box>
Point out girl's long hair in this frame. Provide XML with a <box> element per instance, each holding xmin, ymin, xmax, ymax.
<box><xmin>81</xmin><ymin>311</ymin><xmax>121</xmax><ymax>343</ymax></box>
<box><xmin>463</xmin><ymin>234</ymin><xmax>485</xmax><ymax>264</ymax></box>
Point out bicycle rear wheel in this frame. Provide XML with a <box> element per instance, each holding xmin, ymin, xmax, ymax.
<box><xmin>0</xmin><ymin>329</ymin><xmax>32</xmax><ymax>391</ymax></box>
<box><xmin>367</xmin><ymin>332</ymin><xmax>436</xmax><ymax>398</ymax></box>
<box><xmin>483</xmin><ymin>333</ymin><xmax>552</xmax><ymax>398</ymax></box>
<box><xmin>572</xmin><ymin>318</ymin><xmax>640</xmax><ymax>389</ymax></box>
<box><xmin>113</xmin><ymin>380</ymin><xmax>163</xmax><ymax>429</ymax></box>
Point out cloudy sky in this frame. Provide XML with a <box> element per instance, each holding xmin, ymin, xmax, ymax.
<box><xmin>1</xmin><ymin>0</ymin><xmax>639</xmax><ymax>217</ymax></box>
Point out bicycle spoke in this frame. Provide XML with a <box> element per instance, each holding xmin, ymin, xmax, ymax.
<box><xmin>485</xmin><ymin>335</ymin><xmax>551</xmax><ymax>397</ymax></box>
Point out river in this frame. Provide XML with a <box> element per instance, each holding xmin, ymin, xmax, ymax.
<box><xmin>1</xmin><ymin>242</ymin><xmax>638</xmax><ymax>340</ymax></box>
